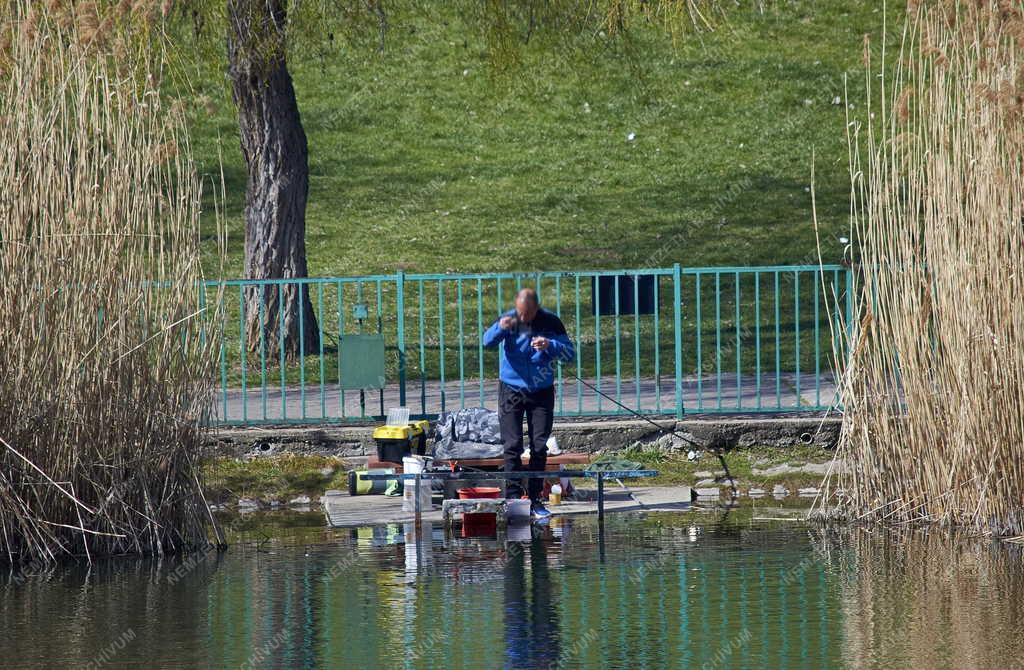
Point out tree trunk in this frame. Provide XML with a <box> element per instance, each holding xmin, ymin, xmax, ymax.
<box><xmin>227</xmin><ymin>0</ymin><xmax>319</xmax><ymax>358</ymax></box>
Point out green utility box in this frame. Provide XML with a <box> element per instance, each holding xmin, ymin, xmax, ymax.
<box><xmin>339</xmin><ymin>334</ymin><xmax>386</xmax><ymax>390</ymax></box>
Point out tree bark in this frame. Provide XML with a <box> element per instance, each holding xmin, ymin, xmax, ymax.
<box><xmin>227</xmin><ymin>0</ymin><xmax>319</xmax><ymax>358</ymax></box>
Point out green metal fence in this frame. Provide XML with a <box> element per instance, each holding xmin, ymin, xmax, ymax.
<box><xmin>206</xmin><ymin>264</ymin><xmax>852</xmax><ymax>425</ymax></box>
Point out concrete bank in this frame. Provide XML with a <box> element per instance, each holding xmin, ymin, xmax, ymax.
<box><xmin>206</xmin><ymin>415</ymin><xmax>841</xmax><ymax>459</ymax></box>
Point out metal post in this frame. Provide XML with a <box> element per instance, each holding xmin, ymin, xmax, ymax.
<box><xmin>794</xmin><ymin>270</ymin><xmax>801</xmax><ymax>406</ymax></box>
<box><xmin>279</xmin><ymin>284</ymin><xmax>286</xmax><ymax>420</ymax></box>
<box><xmin>673</xmin><ymin>263</ymin><xmax>684</xmax><ymax>419</ymax></box>
<box><xmin>299</xmin><ymin>282</ymin><xmax>306</xmax><ymax>420</ymax></box>
<box><xmin>715</xmin><ymin>271</ymin><xmax>721</xmax><ymax>411</ymax></box>
<box><xmin>318</xmin><ymin>283</ymin><xmax>326</xmax><ymax>419</ymax></box>
<box><xmin>845</xmin><ymin>267</ymin><xmax>854</xmax><ymax>356</ymax></box>
<box><xmin>219</xmin><ymin>286</ymin><xmax>228</xmax><ymax>421</ymax></box>
<box><xmin>437</xmin><ymin>281</ymin><xmax>446</xmax><ymax>413</ymax></box>
<box><xmin>239</xmin><ymin>287</ymin><xmax>247</xmax><ymax>424</ymax></box>
<box><xmin>414</xmin><ymin>473</ymin><xmax>423</xmax><ymax>523</ymax></box>
<box><xmin>597</xmin><ymin>472</ymin><xmax>606</xmax><ymax>563</ymax></box>
<box><xmin>457</xmin><ymin>278</ymin><xmax>465</xmax><ymax>408</ymax></box>
<box><xmin>259</xmin><ymin>289</ymin><xmax>268</xmax><ymax>420</ymax></box>
<box><xmin>377</xmin><ymin>281</ymin><xmax>385</xmax><ymax>416</ymax></box>
<box><xmin>396</xmin><ymin>271</ymin><xmax>406</xmax><ymax>407</ymax></box>
<box><xmin>337</xmin><ymin>280</ymin><xmax>345</xmax><ymax>418</ymax></box>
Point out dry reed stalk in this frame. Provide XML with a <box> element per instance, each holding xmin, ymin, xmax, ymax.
<box><xmin>0</xmin><ymin>1</ymin><xmax>223</xmax><ymax>563</ymax></box>
<box><xmin>816</xmin><ymin>1</ymin><xmax>1024</xmax><ymax>536</ymax></box>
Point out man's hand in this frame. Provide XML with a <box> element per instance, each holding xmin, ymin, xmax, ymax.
<box><xmin>499</xmin><ymin>316</ymin><xmax>516</xmax><ymax>330</ymax></box>
<box><xmin>531</xmin><ymin>336</ymin><xmax>550</xmax><ymax>351</ymax></box>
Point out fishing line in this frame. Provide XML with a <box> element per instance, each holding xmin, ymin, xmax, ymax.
<box><xmin>568</xmin><ymin>372</ymin><xmax>737</xmax><ymax>496</ymax></box>
<box><xmin>499</xmin><ymin>316</ymin><xmax>736</xmax><ymax>495</ymax></box>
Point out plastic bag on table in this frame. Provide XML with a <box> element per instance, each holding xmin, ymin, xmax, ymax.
<box><xmin>432</xmin><ymin>407</ymin><xmax>504</xmax><ymax>460</ymax></box>
<box><xmin>433</xmin><ymin>440</ymin><xmax>504</xmax><ymax>460</ymax></box>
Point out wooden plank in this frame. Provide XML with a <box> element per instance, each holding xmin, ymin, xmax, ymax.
<box><xmin>324</xmin><ymin>486</ymin><xmax>693</xmax><ymax>528</ymax></box>
<box><xmin>322</xmin><ymin>491</ymin><xmax>442</xmax><ymax>528</ymax></box>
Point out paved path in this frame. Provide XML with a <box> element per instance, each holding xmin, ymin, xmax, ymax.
<box><xmin>214</xmin><ymin>372</ymin><xmax>837</xmax><ymax>423</ymax></box>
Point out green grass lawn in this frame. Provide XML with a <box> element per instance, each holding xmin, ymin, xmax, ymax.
<box><xmin>203</xmin><ymin>454</ymin><xmax>351</xmax><ymax>503</ymax></box>
<box><xmin>180</xmin><ymin>1</ymin><xmax>896</xmax><ymax>279</ymax></box>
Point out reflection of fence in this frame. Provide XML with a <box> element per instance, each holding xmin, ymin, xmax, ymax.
<box><xmin>206</xmin><ymin>264</ymin><xmax>853</xmax><ymax>425</ymax></box>
<box><xmin>66</xmin><ymin>521</ymin><xmax>840</xmax><ymax>668</ymax></box>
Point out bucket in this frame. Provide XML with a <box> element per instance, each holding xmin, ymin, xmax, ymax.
<box><xmin>403</xmin><ymin>456</ymin><xmax>427</xmax><ymax>474</ymax></box>
<box><xmin>457</xmin><ymin>487</ymin><xmax>501</xmax><ymax>499</ymax></box>
<box><xmin>456</xmin><ymin>487</ymin><xmax>500</xmax><ymax>535</ymax></box>
<box><xmin>402</xmin><ymin>482</ymin><xmax>432</xmax><ymax>512</ymax></box>
<box><xmin>401</xmin><ymin>456</ymin><xmax>433</xmax><ymax>511</ymax></box>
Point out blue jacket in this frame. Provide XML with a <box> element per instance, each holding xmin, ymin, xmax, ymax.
<box><xmin>482</xmin><ymin>308</ymin><xmax>575</xmax><ymax>392</ymax></box>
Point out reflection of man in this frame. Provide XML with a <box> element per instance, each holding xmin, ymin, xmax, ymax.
<box><xmin>503</xmin><ymin>534</ymin><xmax>560</xmax><ymax>668</ymax></box>
<box><xmin>483</xmin><ymin>288</ymin><xmax>575</xmax><ymax>519</ymax></box>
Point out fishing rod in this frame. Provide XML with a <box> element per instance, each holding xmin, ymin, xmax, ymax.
<box><xmin>568</xmin><ymin>371</ymin><xmax>737</xmax><ymax>496</ymax></box>
<box><xmin>508</xmin><ymin>314</ymin><xmax>737</xmax><ymax>495</ymax></box>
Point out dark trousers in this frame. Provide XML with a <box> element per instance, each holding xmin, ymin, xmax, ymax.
<box><xmin>499</xmin><ymin>382</ymin><xmax>554</xmax><ymax>501</ymax></box>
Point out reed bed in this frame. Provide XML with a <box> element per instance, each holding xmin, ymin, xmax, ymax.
<box><xmin>0</xmin><ymin>2</ymin><xmax>223</xmax><ymax>564</ymax></box>
<box><xmin>817</xmin><ymin>1</ymin><xmax>1024</xmax><ymax>536</ymax></box>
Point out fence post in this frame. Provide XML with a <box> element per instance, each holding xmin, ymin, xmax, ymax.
<box><xmin>396</xmin><ymin>271</ymin><xmax>406</xmax><ymax>408</ymax></box>
<box><xmin>845</xmin><ymin>266</ymin><xmax>854</xmax><ymax>361</ymax></box>
<box><xmin>673</xmin><ymin>263</ymin><xmax>684</xmax><ymax>418</ymax></box>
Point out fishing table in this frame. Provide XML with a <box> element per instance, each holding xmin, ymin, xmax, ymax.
<box><xmin>360</xmin><ymin>469</ymin><xmax>658</xmax><ymax>525</ymax></box>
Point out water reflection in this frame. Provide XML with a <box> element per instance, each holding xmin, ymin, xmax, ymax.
<box><xmin>0</xmin><ymin>512</ymin><xmax>1022</xmax><ymax>669</ymax></box>
<box><xmin>832</xmin><ymin>528</ymin><xmax>1024</xmax><ymax>670</ymax></box>
<box><xmin>503</xmin><ymin>525</ymin><xmax>560</xmax><ymax>669</ymax></box>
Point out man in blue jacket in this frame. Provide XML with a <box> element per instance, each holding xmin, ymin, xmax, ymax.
<box><xmin>482</xmin><ymin>288</ymin><xmax>575</xmax><ymax>518</ymax></box>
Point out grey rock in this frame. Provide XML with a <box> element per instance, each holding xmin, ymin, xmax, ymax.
<box><xmin>753</xmin><ymin>462</ymin><xmax>833</xmax><ymax>477</ymax></box>
<box><xmin>246</xmin><ymin>442</ymin><xmax>280</xmax><ymax>458</ymax></box>
<box><xmin>289</xmin><ymin>495</ymin><xmax>312</xmax><ymax>506</ymax></box>
<box><xmin>206</xmin><ymin>417</ymin><xmax>841</xmax><ymax>459</ymax></box>
<box><xmin>237</xmin><ymin>497</ymin><xmax>259</xmax><ymax>509</ymax></box>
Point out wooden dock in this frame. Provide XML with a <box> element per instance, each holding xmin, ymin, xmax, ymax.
<box><xmin>323</xmin><ymin>486</ymin><xmax>695</xmax><ymax>528</ymax></box>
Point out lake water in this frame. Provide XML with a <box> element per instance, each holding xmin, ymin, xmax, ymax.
<box><xmin>2</xmin><ymin>508</ymin><xmax>1023</xmax><ymax>669</ymax></box>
